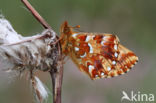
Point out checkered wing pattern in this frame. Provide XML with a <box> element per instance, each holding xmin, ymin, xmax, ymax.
<box><xmin>60</xmin><ymin>22</ymin><xmax>138</xmax><ymax>80</ymax></box>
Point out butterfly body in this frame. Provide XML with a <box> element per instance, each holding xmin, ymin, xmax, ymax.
<box><xmin>60</xmin><ymin>21</ymin><xmax>138</xmax><ymax>80</ymax></box>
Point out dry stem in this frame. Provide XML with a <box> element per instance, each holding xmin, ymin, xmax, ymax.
<box><xmin>21</xmin><ymin>0</ymin><xmax>63</xmax><ymax>103</ymax></box>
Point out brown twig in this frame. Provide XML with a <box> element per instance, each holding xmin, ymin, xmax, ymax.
<box><xmin>21</xmin><ymin>0</ymin><xmax>63</xmax><ymax>103</ymax></box>
<box><xmin>21</xmin><ymin>0</ymin><xmax>51</xmax><ymax>30</ymax></box>
<box><xmin>50</xmin><ymin>41</ymin><xmax>63</xmax><ymax>103</ymax></box>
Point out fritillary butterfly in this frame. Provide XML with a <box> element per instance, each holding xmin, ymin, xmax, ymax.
<box><xmin>60</xmin><ymin>21</ymin><xmax>138</xmax><ymax>80</ymax></box>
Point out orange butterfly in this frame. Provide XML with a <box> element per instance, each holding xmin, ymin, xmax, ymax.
<box><xmin>60</xmin><ymin>21</ymin><xmax>138</xmax><ymax>80</ymax></box>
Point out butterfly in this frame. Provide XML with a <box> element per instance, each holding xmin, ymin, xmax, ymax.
<box><xmin>60</xmin><ymin>21</ymin><xmax>138</xmax><ymax>80</ymax></box>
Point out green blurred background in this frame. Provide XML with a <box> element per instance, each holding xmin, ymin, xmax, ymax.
<box><xmin>0</xmin><ymin>0</ymin><xmax>156</xmax><ymax>103</ymax></box>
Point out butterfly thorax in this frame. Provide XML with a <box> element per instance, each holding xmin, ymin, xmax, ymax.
<box><xmin>60</xmin><ymin>21</ymin><xmax>78</xmax><ymax>55</ymax></box>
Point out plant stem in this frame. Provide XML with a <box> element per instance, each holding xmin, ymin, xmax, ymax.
<box><xmin>21</xmin><ymin>0</ymin><xmax>63</xmax><ymax>103</ymax></box>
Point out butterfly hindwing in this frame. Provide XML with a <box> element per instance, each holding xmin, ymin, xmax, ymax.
<box><xmin>60</xmin><ymin>22</ymin><xmax>138</xmax><ymax>80</ymax></box>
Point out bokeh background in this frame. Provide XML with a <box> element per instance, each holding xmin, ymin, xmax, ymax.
<box><xmin>0</xmin><ymin>0</ymin><xmax>156</xmax><ymax>103</ymax></box>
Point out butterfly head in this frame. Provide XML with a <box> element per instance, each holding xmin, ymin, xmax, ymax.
<box><xmin>60</xmin><ymin>21</ymin><xmax>80</xmax><ymax>35</ymax></box>
<box><xmin>61</xmin><ymin>21</ymin><xmax>72</xmax><ymax>35</ymax></box>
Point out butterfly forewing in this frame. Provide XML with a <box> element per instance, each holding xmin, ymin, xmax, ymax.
<box><xmin>61</xmin><ymin>22</ymin><xmax>138</xmax><ymax>80</ymax></box>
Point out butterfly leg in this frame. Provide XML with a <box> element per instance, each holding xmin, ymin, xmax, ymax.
<box><xmin>49</xmin><ymin>33</ymin><xmax>65</xmax><ymax>45</ymax></box>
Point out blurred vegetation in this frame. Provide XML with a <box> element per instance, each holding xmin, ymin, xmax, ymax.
<box><xmin>0</xmin><ymin>0</ymin><xmax>156</xmax><ymax>103</ymax></box>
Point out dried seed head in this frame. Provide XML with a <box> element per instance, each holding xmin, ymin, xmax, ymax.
<box><xmin>0</xmin><ymin>17</ymin><xmax>57</xmax><ymax>103</ymax></box>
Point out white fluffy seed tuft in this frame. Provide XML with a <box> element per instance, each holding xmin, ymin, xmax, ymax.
<box><xmin>0</xmin><ymin>16</ymin><xmax>54</xmax><ymax>103</ymax></box>
<box><xmin>0</xmin><ymin>16</ymin><xmax>23</xmax><ymax>44</ymax></box>
<box><xmin>34</xmin><ymin>76</ymin><xmax>49</xmax><ymax>101</ymax></box>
